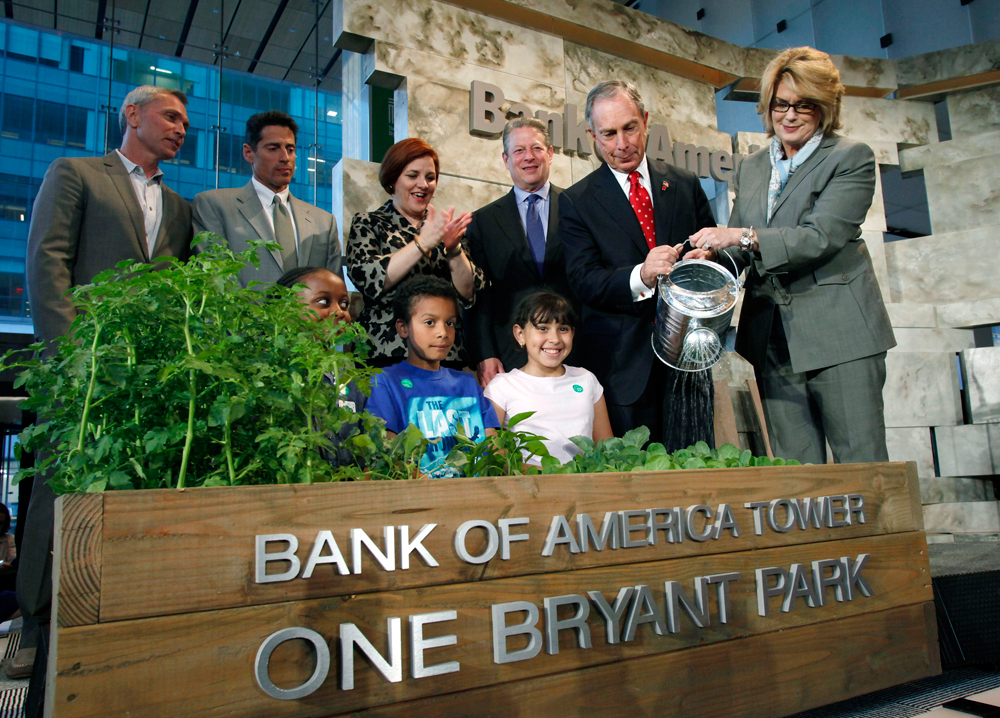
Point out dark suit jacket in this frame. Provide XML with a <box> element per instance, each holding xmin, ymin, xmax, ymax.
<box><xmin>26</xmin><ymin>152</ymin><xmax>193</xmax><ymax>346</ymax></box>
<box><xmin>465</xmin><ymin>185</ymin><xmax>579</xmax><ymax>371</ymax></box>
<box><xmin>725</xmin><ymin>135</ymin><xmax>895</xmax><ymax>373</ymax></box>
<box><xmin>192</xmin><ymin>182</ymin><xmax>342</xmax><ymax>287</ymax></box>
<box><xmin>560</xmin><ymin>160</ymin><xmax>716</xmax><ymax>406</ymax></box>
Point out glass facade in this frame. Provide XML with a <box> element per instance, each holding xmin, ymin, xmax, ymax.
<box><xmin>0</xmin><ymin>21</ymin><xmax>343</xmax><ymax>333</ymax></box>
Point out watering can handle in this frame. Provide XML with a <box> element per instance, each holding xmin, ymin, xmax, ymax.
<box><xmin>678</xmin><ymin>239</ymin><xmax>743</xmax><ymax>290</ymax></box>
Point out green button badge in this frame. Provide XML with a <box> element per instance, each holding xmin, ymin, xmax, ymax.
<box><xmin>573</xmin><ymin>385</ymin><xmax>583</xmax><ymax>393</ymax></box>
<box><xmin>401</xmin><ymin>379</ymin><xmax>413</xmax><ymax>388</ymax></box>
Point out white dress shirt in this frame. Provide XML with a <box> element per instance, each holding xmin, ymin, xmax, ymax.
<box><xmin>252</xmin><ymin>176</ymin><xmax>300</xmax><ymax>257</ymax></box>
<box><xmin>115</xmin><ymin>150</ymin><xmax>163</xmax><ymax>258</ymax></box>
<box><xmin>607</xmin><ymin>156</ymin><xmax>657</xmax><ymax>302</ymax></box>
<box><xmin>512</xmin><ymin>181</ymin><xmax>551</xmax><ymax>240</ymax></box>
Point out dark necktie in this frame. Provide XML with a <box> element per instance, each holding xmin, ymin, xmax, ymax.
<box><xmin>272</xmin><ymin>196</ymin><xmax>297</xmax><ymax>270</ymax></box>
<box><xmin>628</xmin><ymin>171</ymin><xmax>656</xmax><ymax>250</ymax></box>
<box><xmin>525</xmin><ymin>193</ymin><xmax>546</xmax><ymax>276</ymax></box>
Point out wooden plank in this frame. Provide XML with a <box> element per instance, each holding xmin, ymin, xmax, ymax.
<box><xmin>341</xmin><ymin>602</ymin><xmax>939</xmax><ymax>718</ymax></box>
<box><xmin>747</xmin><ymin>379</ymin><xmax>774</xmax><ymax>458</ymax></box>
<box><xmin>52</xmin><ymin>532</ymin><xmax>930</xmax><ymax>717</ymax></box>
<box><xmin>897</xmin><ymin>69</ymin><xmax>1000</xmax><ymax>100</ymax></box>
<box><xmin>54</xmin><ymin>494</ymin><xmax>103</xmax><ymax>627</ymax></box>
<box><xmin>713</xmin><ymin>379</ymin><xmax>741</xmax><ymax>448</ymax></box>
<box><xmin>441</xmin><ymin>0</ymin><xmax>738</xmax><ymax>89</ymax></box>
<box><xmin>91</xmin><ymin>464</ymin><xmax>921</xmax><ymax>622</ymax></box>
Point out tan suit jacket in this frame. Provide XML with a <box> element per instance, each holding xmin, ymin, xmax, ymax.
<box><xmin>26</xmin><ymin>152</ymin><xmax>193</xmax><ymax>346</ymax></box>
<box><xmin>192</xmin><ymin>182</ymin><xmax>342</xmax><ymax>287</ymax></box>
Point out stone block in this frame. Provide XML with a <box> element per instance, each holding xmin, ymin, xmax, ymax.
<box><xmin>830</xmin><ymin>54</ymin><xmax>897</xmax><ymax>92</ymax></box>
<box><xmin>883</xmin><ymin>352</ymin><xmax>962</xmax><ymax>428</ymax></box>
<box><xmin>884</xmin><ymin>227</ymin><xmax>1000</xmax><ymax>306</ymax></box>
<box><xmin>735</xmin><ymin>132</ymin><xmax>768</xmax><ymax>155</ymax></box>
<box><xmin>898</xmin><ymin>130</ymin><xmax>1000</xmax><ymax>172</ymax></box>
<box><xmin>937</xmin><ymin>297</ymin><xmax>1000</xmax><ymax>329</ymax></box>
<box><xmin>840</xmin><ymin>96</ymin><xmax>937</xmax><ymax>146</ymax></box>
<box><xmin>886</xmin><ymin>427</ymin><xmax>934</xmax><ymax>479</ymax></box>
<box><xmin>895</xmin><ymin>37</ymin><xmax>1000</xmax><ymax>86</ymax></box>
<box><xmin>961</xmin><ymin>348</ymin><xmax>1000</xmax><ymax>424</ymax></box>
<box><xmin>866</xmin><ymin>140</ymin><xmax>899</xmax><ymax>166</ymax></box>
<box><xmin>861</xmin><ymin>231</ymin><xmax>889</xmax><ymax>302</ymax></box>
<box><xmin>947</xmin><ymin>85</ymin><xmax>1000</xmax><ymax>139</ymax></box>
<box><xmin>860</xmin><ymin>169</ymin><xmax>886</xmax><ymax>233</ymax></box>
<box><xmin>889</xmin><ymin>328</ymin><xmax>974</xmax><ymax>353</ymax></box>
<box><xmin>923</xmin><ymin>155</ymin><xmax>1000</xmax><ymax>236</ymax></box>
<box><xmin>565</xmin><ymin>42</ymin><xmax>718</xmax><ymax>130</ymax></box>
<box><xmin>919</xmin><ymin>476</ymin><xmax>990</xmax><ymax>504</ymax></box>
<box><xmin>989</xmin><ymin>424</ymin><xmax>1000</xmax><ymax>474</ymax></box>
<box><xmin>923</xmin><ymin>501</ymin><xmax>1000</xmax><ymax>535</ymax></box>
<box><xmin>339</xmin><ymin>0</ymin><xmax>566</xmax><ymax>86</ymax></box>
<box><xmin>933</xmin><ymin>425</ymin><xmax>993</xmax><ymax>477</ymax></box>
<box><xmin>885</xmin><ymin>303</ymin><xmax>937</xmax><ymax>329</ymax></box>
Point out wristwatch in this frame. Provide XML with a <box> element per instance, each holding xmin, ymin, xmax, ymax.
<box><xmin>740</xmin><ymin>226</ymin><xmax>757</xmax><ymax>253</ymax></box>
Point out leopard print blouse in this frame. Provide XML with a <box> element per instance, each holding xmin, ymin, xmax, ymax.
<box><xmin>346</xmin><ymin>200</ymin><xmax>485</xmax><ymax>362</ymax></box>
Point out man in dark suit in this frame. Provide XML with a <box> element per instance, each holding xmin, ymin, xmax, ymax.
<box><xmin>466</xmin><ymin>117</ymin><xmax>576</xmax><ymax>387</ymax></box>
<box><xmin>559</xmin><ymin>80</ymin><xmax>717</xmax><ymax>449</ymax></box>
<box><xmin>193</xmin><ymin>111</ymin><xmax>342</xmax><ymax>287</ymax></box>
<box><xmin>20</xmin><ymin>84</ymin><xmax>193</xmax><ymax>710</ymax></box>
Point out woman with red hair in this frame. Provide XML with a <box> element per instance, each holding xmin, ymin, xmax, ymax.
<box><xmin>346</xmin><ymin>138</ymin><xmax>482</xmax><ymax>367</ymax></box>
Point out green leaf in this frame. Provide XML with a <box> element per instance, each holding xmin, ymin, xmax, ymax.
<box><xmin>717</xmin><ymin>443</ymin><xmax>740</xmax><ymax>461</ymax></box>
<box><xmin>691</xmin><ymin>441</ymin><xmax>712</xmax><ymax>457</ymax></box>
<box><xmin>507</xmin><ymin>411</ymin><xmax>535</xmax><ymax>429</ymax></box>
<box><xmin>682</xmin><ymin>457</ymin><xmax>707</xmax><ymax>470</ymax></box>
<box><xmin>569</xmin><ymin>436</ymin><xmax>595</xmax><ymax>452</ymax></box>
<box><xmin>643</xmin><ymin>455</ymin><xmax>672</xmax><ymax>471</ymax></box>
<box><xmin>85</xmin><ymin>479</ymin><xmax>108</xmax><ymax>493</ymax></box>
<box><xmin>621</xmin><ymin>426</ymin><xmax>650</xmax><ymax>448</ymax></box>
<box><xmin>739</xmin><ymin>449</ymin><xmax>753</xmax><ymax>467</ymax></box>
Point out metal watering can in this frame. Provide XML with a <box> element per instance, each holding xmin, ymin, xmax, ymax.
<box><xmin>651</xmin><ymin>255</ymin><xmax>741</xmax><ymax>372</ymax></box>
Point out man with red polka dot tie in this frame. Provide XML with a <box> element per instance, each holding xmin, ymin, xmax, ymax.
<box><xmin>559</xmin><ymin>80</ymin><xmax>719</xmax><ymax>450</ymax></box>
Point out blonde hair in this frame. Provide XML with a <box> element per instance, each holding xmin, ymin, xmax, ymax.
<box><xmin>757</xmin><ymin>47</ymin><xmax>843</xmax><ymax>137</ymax></box>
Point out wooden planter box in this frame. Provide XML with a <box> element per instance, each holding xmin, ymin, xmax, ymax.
<box><xmin>48</xmin><ymin>462</ymin><xmax>938</xmax><ymax>717</ymax></box>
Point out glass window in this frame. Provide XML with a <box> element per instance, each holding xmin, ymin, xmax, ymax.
<box><xmin>66</xmin><ymin>106</ymin><xmax>89</xmax><ymax>149</ymax></box>
<box><xmin>35</xmin><ymin>99</ymin><xmax>65</xmax><ymax>146</ymax></box>
<box><xmin>6</xmin><ymin>27</ymin><xmax>38</xmax><ymax>63</ymax></box>
<box><xmin>39</xmin><ymin>34</ymin><xmax>61</xmax><ymax>68</ymax></box>
<box><xmin>2</xmin><ymin>96</ymin><xmax>34</xmax><ymax>141</ymax></box>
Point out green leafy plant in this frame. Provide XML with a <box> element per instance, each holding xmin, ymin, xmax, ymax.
<box><xmin>538</xmin><ymin>427</ymin><xmax>800</xmax><ymax>474</ymax></box>
<box><xmin>10</xmin><ymin>235</ymin><xmax>426</xmax><ymax>493</ymax></box>
<box><xmin>443</xmin><ymin>411</ymin><xmax>551</xmax><ymax>477</ymax></box>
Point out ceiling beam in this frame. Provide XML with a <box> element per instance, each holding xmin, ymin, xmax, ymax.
<box><xmin>246</xmin><ymin>0</ymin><xmax>290</xmax><ymax>75</ymax></box>
<box><xmin>95</xmin><ymin>0</ymin><xmax>107</xmax><ymax>39</ymax></box>
<box><xmin>282</xmin><ymin>0</ymin><xmax>330</xmax><ymax>83</ymax></box>
<box><xmin>175</xmin><ymin>0</ymin><xmax>199</xmax><ymax>57</ymax></box>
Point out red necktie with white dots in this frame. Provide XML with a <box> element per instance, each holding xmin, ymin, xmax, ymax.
<box><xmin>628</xmin><ymin>171</ymin><xmax>656</xmax><ymax>250</ymax></box>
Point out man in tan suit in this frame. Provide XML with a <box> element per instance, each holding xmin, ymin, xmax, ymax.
<box><xmin>17</xmin><ymin>85</ymin><xmax>192</xmax><ymax>710</ymax></box>
<box><xmin>192</xmin><ymin>111</ymin><xmax>342</xmax><ymax>287</ymax></box>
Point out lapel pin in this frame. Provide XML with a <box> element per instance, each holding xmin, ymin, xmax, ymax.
<box><xmin>661</xmin><ymin>181</ymin><xmax>670</xmax><ymax>190</ymax></box>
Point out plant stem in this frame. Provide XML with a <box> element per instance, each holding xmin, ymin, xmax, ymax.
<box><xmin>76</xmin><ymin>323</ymin><xmax>103</xmax><ymax>453</ymax></box>
<box><xmin>224</xmin><ymin>419</ymin><xmax>235</xmax><ymax>485</ymax></box>
<box><xmin>177</xmin><ymin>298</ymin><xmax>197</xmax><ymax>489</ymax></box>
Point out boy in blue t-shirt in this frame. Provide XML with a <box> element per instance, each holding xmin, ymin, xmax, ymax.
<box><xmin>367</xmin><ymin>276</ymin><xmax>499</xmax><ymax>478</ymax></box>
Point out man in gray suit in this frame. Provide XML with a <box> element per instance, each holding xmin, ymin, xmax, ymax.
<box><xmin>193</xmin><ymin>111</ymin><xmax>342</xmax><ymax>286</ymax></box>
<box><xmin>19</xmin><ymin>84</ymin><xmax>193</xmax><ymax>710</ymax></box>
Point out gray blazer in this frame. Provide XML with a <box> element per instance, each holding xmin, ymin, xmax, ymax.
<box><xmin>192</xmin><ymin>182</ymin><xmax>342</xmax><ymax>287</ymax></box>
<box><xmin>26</xmin><ymin>152</ymin><xmax>193</xmax><ymax>346</ymax></box>
<box><xmin>726</xmin><ymin>135</ymin><xmax>895</xmax><ymax>373</ymax></box>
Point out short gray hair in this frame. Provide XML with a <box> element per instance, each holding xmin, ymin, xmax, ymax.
<box><xmin>119</xmin><ymin>85</ymin><xmax>188</xmax><ymax>134</ymax></box>
<box><xmin>502</xmin><ymin>117</ymin><xmax>551</xmax><ymax>155</ymax></box>
<box><xmin>584</xmin><ymin>80</ymin><xmax>645</xmax><ymax>130</ymax></box>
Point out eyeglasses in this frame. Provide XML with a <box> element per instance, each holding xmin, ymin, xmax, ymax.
<box><xmin>771</xmin><ymin>99</ymin><xmax>819</xmax><ymax>115</ymax></box>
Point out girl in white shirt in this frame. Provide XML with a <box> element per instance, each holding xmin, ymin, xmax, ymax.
<box><xmin>484</xmin><ymin>290</ymin><xmax>613</xmax><ymax>465</ymax></box>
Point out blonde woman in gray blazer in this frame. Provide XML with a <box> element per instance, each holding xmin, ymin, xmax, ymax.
<box><xmin>690</xmin><ymin>47</ymin><xmax>895</xmax><ymax>465</ymax></box>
